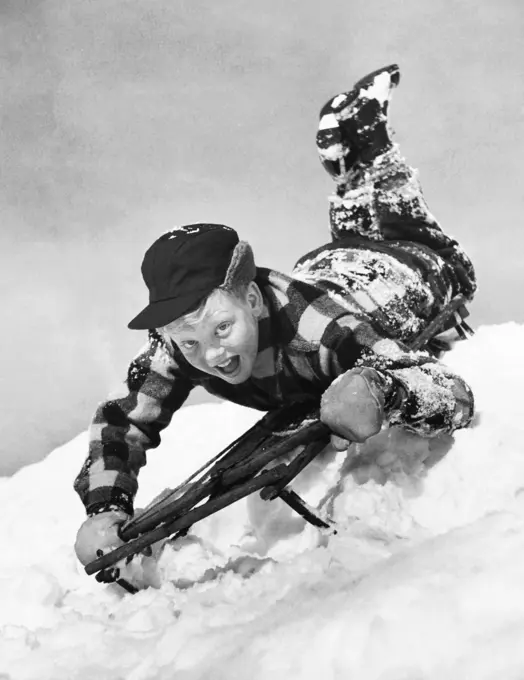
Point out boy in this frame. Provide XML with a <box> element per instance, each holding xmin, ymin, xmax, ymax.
<box><xmin>74</xmin><ymin>64</ymin><xmax>476</xmax><ymax>571</ymax></box>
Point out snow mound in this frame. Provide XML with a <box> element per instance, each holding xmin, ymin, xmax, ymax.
<box><xmin>2</xmin><ymin>323</ymin><xmax>524</xmax><ymax>680</ymax></box>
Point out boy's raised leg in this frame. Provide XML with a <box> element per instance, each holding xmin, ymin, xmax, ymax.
<box><xmin>316</xmin><ymin>65</ymin><xmax>476</xmax><ymax>302</ymax></box>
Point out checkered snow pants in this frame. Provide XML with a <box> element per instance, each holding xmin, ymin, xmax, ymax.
<box><xmin>292</xmin><ymin>148</ymin><xmax>476</xmax><ymax>346</ymax></box>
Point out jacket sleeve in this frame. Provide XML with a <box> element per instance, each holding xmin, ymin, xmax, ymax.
<box><xmin>73</xmin><ymin>331</ymin><xmax>194</xmax><ymax>515</ymax></box>
<box><xmin>318</xmin><ymin>314</ymin><xmax>474</xmax><ymax>437</ymax></box>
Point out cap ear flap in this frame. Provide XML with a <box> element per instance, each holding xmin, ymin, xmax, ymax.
<box><xmin>222</xmin><ymin>241</ymin><xmax>256</xmax><ymax>289</ymax></box>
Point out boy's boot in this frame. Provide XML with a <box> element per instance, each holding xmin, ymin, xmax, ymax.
<box><xmin>316</xmin><ymin>63</ymin><xmax>400</xmax><ymax>184</ymax></box>
<box><xmin>316</xmin><ymin>64</ymin><xmax>442</xmax><ymax>242</ymax></box>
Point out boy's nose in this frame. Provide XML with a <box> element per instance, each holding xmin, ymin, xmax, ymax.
<box><xmin>205</xmin><ymin>345</ymin><xmax>226</xmax><ymax>366</ymax></box>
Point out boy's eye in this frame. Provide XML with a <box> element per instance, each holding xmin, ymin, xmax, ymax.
<box><xmin>180</xmin><ymin>339</ymin><xmax>197</xmax><ymax>350</ymax></box>
<box><xmin>216</xmin><ymin>321</ymin><xmax>232</xmax><ymax>335</ymax></box>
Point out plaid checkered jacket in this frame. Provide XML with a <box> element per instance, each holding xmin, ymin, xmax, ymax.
<box><xmin>74</xmin><ymin>249</ymin><xmax>474</xmax><ymax>516</ymax></box>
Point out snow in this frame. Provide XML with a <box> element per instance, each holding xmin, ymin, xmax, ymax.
<box><xmin>317</xmin><ymin>112</ymin><xmax>338</xmax><ymax>130</ymax></box>
<box><xmin>359</xmin><ymin>70</ymin><xmax>394</xmax><ymax>105</ymax></box>
<box><xmin>2</xmin><ymin>323</ymin><xmax>524</xmax><ymax>679</ymax></box>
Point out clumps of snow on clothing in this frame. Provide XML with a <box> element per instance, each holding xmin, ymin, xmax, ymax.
<box><xmin>328</xmin><ymin>147</ymin><xmax>441</xmax><ymax>242</ymax></box>
<box><xmin>2</xmin><ymin>324</ymin><xmax>524</xmax><ymax>679</ymax></box>
<box><xmin>392</xmin><ymin>363</ymin><xmax>456</xmax><ymax>427</ymax></box>
<box><xmin>360</xmin><ymin>69</ymin><xmax>395</xmax><ymax>106</ymax></box>
<box><xmin>293</xmin><ymin>246</ymin><xmax>434</xmax><ymax>340</ymax></box>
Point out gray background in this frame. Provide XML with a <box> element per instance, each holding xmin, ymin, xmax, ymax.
<box><xmin>1</xmin><ymin>0</ymin><xmax>523</xmax><ymax>475</ymax></box>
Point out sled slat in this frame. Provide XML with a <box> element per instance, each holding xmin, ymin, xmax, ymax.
<box><xmin>85</xmin><ymin>465</ymin><xmax>287</xmax><ymax>575</ymax></box>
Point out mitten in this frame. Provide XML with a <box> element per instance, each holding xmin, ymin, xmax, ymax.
<box><xmin>74</xmin><ymin>509</ymin><xmax>130</xmax><ymax>567</ymax></box>
<box><xmin>320</xmin><ymin>367</ymin><xmax>387</xmax><ymax>443</ymax></box>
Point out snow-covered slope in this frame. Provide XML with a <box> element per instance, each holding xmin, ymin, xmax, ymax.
<box><xmin>2</xmin><ymin>323</ymin><xmax>524</xmax><ymax>680</ymax></box>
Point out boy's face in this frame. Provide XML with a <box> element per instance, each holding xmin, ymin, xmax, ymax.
<box><xmin>162</xmin><ymin>283</ymin><xmax>263</xmax><ymax>384</ymax></box>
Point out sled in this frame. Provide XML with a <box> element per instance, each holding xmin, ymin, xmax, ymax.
<box><xmin>86</xmin><ymin>402</ymin><xmax>333</xmax><ymax>592</ymax></box>
<box><xmin>84</xmin><ymin>294</ymin><xmax>472</xmax><ymax>592</ymax></box>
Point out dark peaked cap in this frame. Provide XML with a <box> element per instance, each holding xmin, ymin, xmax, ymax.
<box><xmin>127</xmin><ymin>223</ymin><xmax>257</xmax><ymax>330</ymax></box>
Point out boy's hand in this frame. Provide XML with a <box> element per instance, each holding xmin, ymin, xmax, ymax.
<box><xmin>74</xmin><ymin>510</ymin><xmax>129</xmax><ymax>568</ymax></box>
<box><xmin>320</xmin><ymin>367</ymin><xmax>386</xmax><ymax>443</ymax></box>
<box><xmin>75</xmin><ymin>510</ymin><xmax>163</xmax><ymax>590</ymax></box>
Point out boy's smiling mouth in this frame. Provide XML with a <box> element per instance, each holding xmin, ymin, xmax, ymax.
<box><xmin>215</xmin><ymin>356</ymin><xmax>241</xmax><ymax>376</ymax></box>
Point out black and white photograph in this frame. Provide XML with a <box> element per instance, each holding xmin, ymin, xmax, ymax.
<box><xmin>1</xmin><ymin>0</ymin><xmax>523</xmax><ymax>677</ymax></box>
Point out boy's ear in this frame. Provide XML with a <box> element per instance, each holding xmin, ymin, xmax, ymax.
<box><xmin>246</xmin><ymin>281</ymin><xmax>263</xmax><ymax>318</ymax></box>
